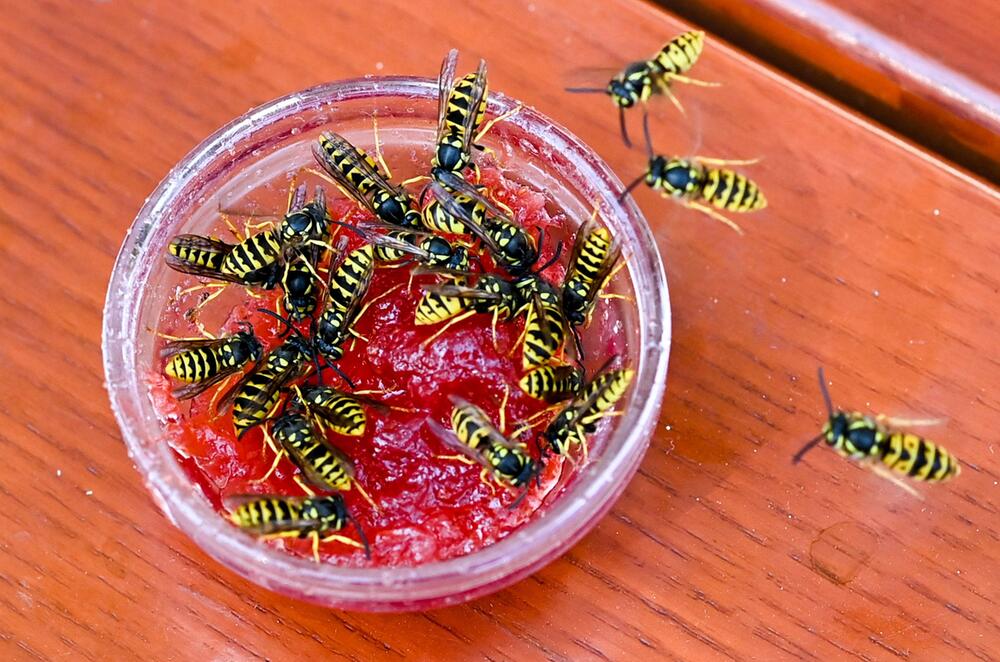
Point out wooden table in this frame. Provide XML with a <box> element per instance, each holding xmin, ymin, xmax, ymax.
<box><xmin>2</xmin><ymin>0</ymin><xmax>998</xmax><ymax>659</ymax></box>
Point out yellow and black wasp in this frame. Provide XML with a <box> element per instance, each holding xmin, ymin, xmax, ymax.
<box><xmin>227</xmin><ymin>493</ymin><xmax>370</xmax><ymax>561</ymax></box>
<box><xmin>166</xmin><ymin>233</ymin><xmax>281</xmax><ymax>289</ymax></box>
<box><xmin>313</xmin><ymin>131</ymin><xmax>422</xmax><ymax>228</ymax></box>
<box><xmin>431</xmin><ymin>49</ymin><xmax>489</xmax><ymax>182</ymax></box>
<box><xmin>161</xmin><ymin>324</ymin><xmax>263</xmax><ymax>400</ymax></box>
<box><xmin>337</xmin><ymin>220</ymin><xmax>472</xmax><ymax>274</ymax></box>
<box><xmin>280</xmin><ymin>247</ymin><xmax>323</xmax><ymax>321</ymax></box>
<box><xmin>518</xmin><ymin>364</ymin><xmax>584</xmax><ymax>403</ymax></box>
<box><xmin>794</xmin><ymin>368</ymin><xmax>960</xmax><ymax>489</ymax></box>
<box><xmin>421</xmin><ymin>186</ymin><xmax>485</xmax><ymax>236</ymax></box>
<box><xmin>516</xmin><ymin>275</ymin><xmax>569</xmax><ymax>369</ymax></box>
<box><xmin>428</xmin><ymin>393</ymin><xmax>540</xmax><ymax>495</ymax></box>
<box><xmin>621</xmin><ymin>118</ymin><xmax>766</xmax><ymax>234</ymax></box>
<box><xmin>561</xmin><ymin>213</ymin><xmax>622</xmax><ymax>361</ymax></box>
<box><xmin>274</xmin><ymin>183</ymin><xmax>332</xmax><ymax>248</ymax></box>
<box><xmin>312</xmin><ymin>244</ymin><xmax>375</xmax><ymax>385</ymax></box>
<box><xmin>293</xmin><ymin>384</ymin><xmax>375</xmax><ymax>437</ymax></box>
<box><xmin>269</xmin><ymin>410</ymin><xmax>377</xmax><ymax>509</ymax></box>
<box><xmin>415</xmin><ymin>272</ymin><xmax>521</xmax><ymax>346</ymax></box>
<box><xmin>566</xmin><ymin>30</ymin><xmax>715</xmax><ymax>147</ymax></box>
<box><xmin>429</xmin><ymin>174</ymin><xmax>557</xmax><ymax>277</ymax></box>
<box><xmin>218</xmin><ymin>311</ymin><xmax>318</xmax><ymax>437</ymax></box>
<box><xmin>542</xmin><ymin>362</ymin><xmax>635</xmax><ymax>460</ymax></box>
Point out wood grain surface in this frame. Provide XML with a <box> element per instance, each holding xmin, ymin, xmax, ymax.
<box><xmin>1</xmin><ymin>0</ymin><xmax>999</xmax><ymax>659</ymax></box>
<box><xmin>660</xmin><ymin>0</ymin><xmax>1000</xmax><ymax>184</ymax></box>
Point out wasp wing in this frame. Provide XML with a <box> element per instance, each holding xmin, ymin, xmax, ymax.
<box><xmin>436</xmin><ymin>49</ymin><xmax>459</xmax><ymax>141</ymax></box>
<box><xmin>427</xmin><ymin>180</ymin><xmax>504</xmax><ymax>255</ymax></box>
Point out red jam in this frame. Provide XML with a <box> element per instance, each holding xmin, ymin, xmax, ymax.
<box><xmin>151</xmin><ymin>162</ymin><xmax>626</xmax><ymax>567</ymax></box>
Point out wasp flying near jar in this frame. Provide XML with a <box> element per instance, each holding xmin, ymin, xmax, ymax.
<box><xmin>161</xmin><ymin>324</ymin><xmax>262</xmax><ymax>400</ymax></box>
<box><xmin>620</xmin><ymin>118</ymin><xmax>765</xmax><ymax>235</ymax></box>
<box><xmin>793</xmin><ymin>368</ymin><xmax>960</xmax><ymax>485</ymax></box>
<box><xmin>227</xmin><ymin>493</ymin><xmax>370</xmax><ymax>561</ymax></box>
<box><xmin>542</xmin><ymin>363</ymin><xmax>634</xmax><ymax>459</ymax></box>
<box><xmin>566</xmin><ymin>30</ymin><xmax>715</xmax><ymax>147</ymax></box>
<box><xmin>431</xmin><ymin>49</ymin><xmax>489</xmax><ymax>181</ymax></box>
<box><xmin>313</xmin><ymin>131</ymin><xmax>422</xmax><ymax>228</ymax></box>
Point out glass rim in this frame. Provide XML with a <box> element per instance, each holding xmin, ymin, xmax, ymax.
<box><xmin>102</xmin><ymin>76</ymin><xmax>671</xmax><ymax>608</ymax></box>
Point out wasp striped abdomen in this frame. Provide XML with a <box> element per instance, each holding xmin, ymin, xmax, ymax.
<box><xmin>698</xmin><ymin>167</ymin><xmax>767</xmax><ymax>213</ymax></box>
<box><xmin>219</xmin><ymin>228</ymin><xmax>284</xmax><ymax>287</ymax></box>
<box><xmin>518</xmin><ymin>364</ymin><xmax>584</xmax><ymax>402</ymax></box>
<box><xmin>273</xmin><ymin>412</ymin><xmax>354</xmax><ymax>491</ymax></box>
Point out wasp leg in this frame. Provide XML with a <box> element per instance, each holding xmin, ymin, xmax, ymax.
<box><xmin>867</xmin><ymin>461</ymin><xmax>923</xmax><ymax>500</ymax></box>
<box><xmin>293</xmin><ymin>474</ymin><xmax>317</xmax><ymax>496</ymax></box>
<box><xmin>478</xmin><ymin>467</ymin><xmax>498</xmax><ymax>495</ymax></box>
<box><xmin>350</xmin><ymin>479</ymin><xmax>380</xmax><ymax>512</ymax></box>
<box><xmin>435</xmin><ymin>453</ymin><xmax>476</xmax><ymax>465</ymax></box>
<box><xmin>658</xmin><ymin>84</ymin><xmax>687</xmax><ymax>117</ymax></box>
<box><xmin>878</xmin><ymin>415</ymin><xmax>946</xmax><ymax>428</ymax></box>
<box><xmin>316</xmin><ymin>531</ymin><xmax>365</xmax><ymax>562</ymax></box>
<box><xmin>683</xmin><ymin>201</ymin><xmax>745</xmax><ymax>235</ymax></box>
<box><xmin>693</xmin><ymin>155</ymin><xmax>761</xmax><ymax>166</ymax></box>
<box><xmin>254</xmin><ymin>447</ymin><xmax>286</xmax><ymax>484</ymax></box>
<box><xmin>474</xmin><ymin>104</ymin><xmax>522</xmax><ymax>147</ymax></box>
<box><xmin>420</xmin><ymin>310</ymin><xmax>477</xmax><ymax>349</ymax></box>
<box><xmin>371</xmin><ymin>112</ymin><xmax>393</xmax><ymax>179</ymax></box>
<box><xmin>668</xmin><ymin>73</ymin><xmax>722</xmax><ymax>88</ymax></box>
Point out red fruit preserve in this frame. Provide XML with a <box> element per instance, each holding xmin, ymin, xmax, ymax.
<box><xmin>151</xmin><ymin>160</ymin><xmax>628</xmax><ymax>567</ymax></box>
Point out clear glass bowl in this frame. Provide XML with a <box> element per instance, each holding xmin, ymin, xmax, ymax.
<box><xmin>102</xmin><ymin>77</ymin><xmax>671</xmax><ymax>611</ymax></box>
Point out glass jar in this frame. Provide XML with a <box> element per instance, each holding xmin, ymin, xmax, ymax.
<box><xmin>102</xmin><ymin>77</ymin><xmax>671</xmax><ymax>611</ymax></box>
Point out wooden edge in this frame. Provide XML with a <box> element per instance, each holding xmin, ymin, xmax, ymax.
<box><xmin>654</xmin><ymin>0</ymin><xmax>1000</xmax><ymax>185</ymax></box>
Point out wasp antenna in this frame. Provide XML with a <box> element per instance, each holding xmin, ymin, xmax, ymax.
<box><xmin>619</xmin><ymin>106</ymin><xmax>632</xmax><ymax>149</ymax></box>
<box><xmin>346</xmin><ymin>511</ymin><xmax>372</xmax><ymax>560</ymax></box>
<box><xmin>618</xmin><ymin>173</ymin><xmax>646</xmax><ymax>202</ymax></box>
<box><xmin>817</xmin><ymin>367</ymin><xmax>834</xmax><ymax>417</ymax></box>
<box><xmin>564</xmin><ymin>86</ymin><xmax>606</xmax><ymax>94</ymax></box>
<box><xmin>642</xmin><ymin>109</ymin><xmax>654</xmax><ymax>160</ymax></box>
<box><xmin>257</xmin><ymin>307</ymin><xmax>305</xmax><ymax>341</ymax></box>
<box><xmin>572</xmin><ymin>326</ymin><xmax>586</xmax><ymax>365</ymax></box>
<box><xmin>327</xmin><ymin>361</ymin><xmax>356</xmax><ymax>390</ymax></box>
<box><xmin>792</xmin><ymin>434</ymin><xmax>825</xmax><ymax>465</ymax></box>
<box><xmin>533</xmin><ymin>234</ymin><xmax>564</xmax><ymax>275</ymax></box>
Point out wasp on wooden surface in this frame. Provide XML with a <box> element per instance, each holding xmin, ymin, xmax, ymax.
<box><xmin>794</xmin><ymin>368</ymin><xmax>960</xmax><ymax>493</ymax></box>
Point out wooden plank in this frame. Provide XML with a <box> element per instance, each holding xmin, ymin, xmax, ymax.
<box><xmin>0</xmin><ymin>0</ymin><xmax>998</xmax><ymax>659</ymax></box>
<box><xmin>659</xmin><ymin>0</ymin><xmax>1000</xmax><ymax>183</ymax></box>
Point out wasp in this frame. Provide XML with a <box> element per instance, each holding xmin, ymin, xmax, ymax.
<box><xmin>518</xmin><ymin>364</ymin><xmax>584</xmax><ymax>403</ymax></box>
<box><xmin>415</xmin><ymin>273</ymin><xmax>521</xmax><ymax>346</ymax></box>
<box><xmin>431</xmin><ymin>49</ymin><xmax>489</xmax><ymax>181</ymax></box>
<box><xmin>621</xmin><ymin>118</ymin><xmax>765</xmax><ymax>235</ymax></box>
<box><xmin>542</xmin><ymin>363</ymin><xmax>634</xmax><ymax>460</ymax></box>
<box><xmin>313</xmin><ymin>244</ymin><xmax>375</xmax><ymax>365</ymax></box>
<box><xmin>794</xmin><ymin>368</ymin><xmax>960</xmax><ymax>490</ymax></box>
<box><xmin>227</xmin><ymin>493</ymin><xmax>370</xmax><ymax>561</ymax></box>
<box><xmin>293</xmin><ymin>384</ymin><xmax>380</xmax><ymax>437</ymax></box>
<box><xmin>280</xmin><ymin>247</ymin><xmax>322</xmax><ymax>321</ymax></box>
<box><xmin>343</xmin><ymin>222</ymin><xmax>472</xmax><ymax>273</ymax></box>
<box><xmin>274</xmin><ymin>182</ymin><xmax>332</xmax><ymax>248</ymax></box>
<box><xmin>166</xmin><ymin>233</ymin><xmax>281</xmax><ymax>289</ymax></box>
<box><xmin>161</xmin><ymin>324</ymin><xmax>263</xmax><ymax>400</ymax></box>
<box><xmin>421</xmin><ymin>187</ymin><xmax>485</xmax><ymax>235</ymax></box>
<box><xmin>562</xmin><ymin>213</ymin><xmax>622</xmax><ymax>360</ymax></box>
<box><xmin>517</xmin><ymin>276</ymin><xmax>569</xmax><ymax>369</ymax></box>
<box><xmin>269</xmin><ymin>410</ymin><xmax>377</xmax><ymax>509</ymax></box>
<box><xmin>429</xmin><ymin>174</ymin><xmax>557</xmax><ymax>277</ymax></box>
<box><xmin>566</xmin><ymin>30</ymin><xmax>716</xmax><ymax>147</ymax></box>
<box><xmin>429</xmin><ymin>392</ymin><xmax>539</xmax><ymax>494</ymax></box>
<box><xmin>313</xmin><ymin>131</ymin><xmax>422</xmax><ymax>228</ymax></box>
<box><xmin>219</xmin><ymin>311</ymin><xmax>318</xmax><ymax>437</ymax></box>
